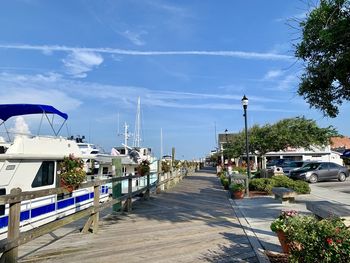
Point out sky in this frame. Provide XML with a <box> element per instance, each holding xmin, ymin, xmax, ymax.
<box><xmin>0</xmin><ymin>0</ymin><xmax>349</xmax><ymax>160</ymax></box>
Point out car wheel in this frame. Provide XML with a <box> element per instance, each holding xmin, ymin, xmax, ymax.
<box><xmin>309</xmin><ymin>174</ymin><xmax>318</xmax><ymax>183</ymax></box>
<box><xmin>338</xmin><ymin>172</ymin><xmax>346</xmax><ymax>182</ymax></box>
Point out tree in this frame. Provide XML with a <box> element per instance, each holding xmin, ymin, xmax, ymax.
<box><xmin>223</xmin><ymin>117</ymin><xmax>337</xmax><ymax>158</ymax></box>
<box><xmin>295</xmin><ymin>0</ymin><xmax>350</xmax><ymax>117</ymax></box>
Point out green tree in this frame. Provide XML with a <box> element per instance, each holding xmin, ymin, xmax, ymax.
<box><xmin>295</xmin><ymin>0</ymin><xmax>350</xmax><ymax>117</ymax></box>
<box><xmin>224</xmin><ymin>117</ymin><xmax>337</xmax><ymax>157</ymax></box>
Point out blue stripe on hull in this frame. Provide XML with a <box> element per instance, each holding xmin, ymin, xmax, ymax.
<box><xmin>57</xmin><ymin>198</ymin><xmax>75</xmax><ymax>210</ymax></box>
<box><xmin>0</xmin><ymin>186</ymin><xmax>109</xmax><ymax>229</ymax></box>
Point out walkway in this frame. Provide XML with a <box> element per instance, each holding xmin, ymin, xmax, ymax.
<box><xmin>18</xmin><ymin>169</ymin><xmax>259</xmax><ymax>263</ymax></box>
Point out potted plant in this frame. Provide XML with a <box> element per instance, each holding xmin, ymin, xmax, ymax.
<box><xmin>285</xmin><ymin>215</ymin><xmax>350</xmax><ymax>262</ymax></box>
<box><xmin>161</xmin><ymin>160</ymin><xmax>171</xmax><ymax>173</ymax></box>
<box><xmin>58</xmin><ymin>154</ymin><xmax>86</xmax><ymax>192</ymax></box>
<box><xmin>270</xmin><ymin>210</ymin><xmax>298</xmax><ymax>253</ymax></box>
<box><xmin>137</xmin><ymin>160</ymin><xmax>150</xmax><ymax>176</ymax></box>
<box><xmin>229</xmin><ymin>183</ymin><xmax>245</xmax><ymax>199</ymax></box>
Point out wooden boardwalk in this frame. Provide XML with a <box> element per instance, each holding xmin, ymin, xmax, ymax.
<box><xmin>18</xmin><ymin>169</ymin><xmax>259</xmax><ymax>263</ymax></box>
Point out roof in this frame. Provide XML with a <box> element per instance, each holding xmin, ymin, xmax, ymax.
<box><xmin>0</xmin><ymin>104</ymin><xmax>68</xmax><ymax>121</ymax></box>
<box><xmin>330</xmin><ymin>136</ymin><xmax>350</xmax><ymax>149</ymax></box>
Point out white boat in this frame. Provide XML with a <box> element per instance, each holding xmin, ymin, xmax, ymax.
<box><xmin>0</xmin><ymin>104</ymin><xmax>112</xmax><ymax>240</ymax></box>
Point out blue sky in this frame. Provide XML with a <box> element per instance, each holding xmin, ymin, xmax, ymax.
<box><xmin>0</xmin><ymin>0</ymin><xmax>349</xmax><ymax>159</ymax></box>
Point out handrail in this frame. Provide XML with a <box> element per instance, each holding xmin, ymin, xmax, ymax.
<box><xmin>0</xmin><ymin>166</ymin><xmax>195</xmax><ymax>262</ymax></box>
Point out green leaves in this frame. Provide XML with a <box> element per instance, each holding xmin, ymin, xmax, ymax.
<box><xmin>295</xmin><ymin>0</ymin><xmax>350</xmax><ymax>117</ymax></box>
<box><xmin>223</xmin><ymin>116</ymin><xmax>337</xmax><ymax>158</ymax></box>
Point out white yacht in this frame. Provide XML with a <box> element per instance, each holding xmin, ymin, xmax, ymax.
<box><xmin>0</xmin><ymin>104</ymin><xmax>112</xmax><ymax>240</ymax></box>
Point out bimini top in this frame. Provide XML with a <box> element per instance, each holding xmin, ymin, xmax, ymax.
<box><xmin>0</xmin><ymin>104</ymin><xmax>68</xmax><ymax>121</ymax></box>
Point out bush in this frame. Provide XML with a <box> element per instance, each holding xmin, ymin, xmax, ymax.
<box><xmin>220</xmin><ymin>175</ymin><xmax>229</xmax><ymax>189</ymax></box>
<box><xmin>285</xmin><ymin>216</ymin><xmax>350</xmax><ymax>262</ymax></box>
<box><xmin>249</xmin><ymin>178</ymin><xmax>271</xmax><ymax>192</ymax></box>
<box><xmin>249</xmin><ymin>176</ymin><xmax>310</xmax><ymax>194</ymax></box>
<box><xmin>229</xmin><ymin>183</ymin><xmax>245</xmax><ymax>192</ymax></box>
<box><xmin>232</xmin><ymin>166</ymin><xmax>247</xmax><ymax>174</ymax></box>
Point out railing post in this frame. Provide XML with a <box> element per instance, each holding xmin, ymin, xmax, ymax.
<box><xmin>144</xmin><ymin>173</ymin><xmax>150</xmax><ymax>200</ymax></box>
<box><xmin>124</xmin><ymin>176</ymin><xmax>132</xmax><ymax>212</ymax></box>
<box><xmin>92</xmin><ymin>184</ymin><xmax>100</xmax><ymax>233</ymax></box>
<box><xmin>2</xmin><ymin>188</ymin><xmax>22</xmax><ymax>263</ymax></box>
<box><xmin>112</xmin><ymin>158</ymin><xmax>122</xmax><ymax>212</ymax></box>
<box><xmin>156</xmin><ymin>160</ymin><xmax>162</xmax><ymax>194</ymax></box>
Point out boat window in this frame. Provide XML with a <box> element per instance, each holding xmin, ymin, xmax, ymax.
<box><xmin>32</xmin><ymin>161</ymin><xmax>55</xmax><ymax>188</ymax></box>
<box><xmin>0</xmin><ymin>146</ymin><xmax>7</xmax><ymax>154</ymax></box>
<box><xmin>6</xmin><ymin>165</ymin><xmax>16</xmax><ymax>170</ymax></box>
<box><xmin>102</xmin><ymin>167</ymin><xmax>109</xmax><ymax>175</ymax></box>
<box><xmin>0</xmin><ymin>188</ymin><xmax>5</xmax><ymax>216</ymax></box>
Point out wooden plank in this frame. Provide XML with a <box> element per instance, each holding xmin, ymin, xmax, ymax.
<box><xmin>16</xmin><ymin>170</ymin><xmax>258</xmax><ymax>263</ymax></box>
<box><xmin>1</xmin><ymin>188</ymin><xmax>22</xmax><ymax>263</ymax></box>
<box><xmin>92</xmin><ymin>185</ymin><xmax>100</xmax><ymax>233</ymax></box>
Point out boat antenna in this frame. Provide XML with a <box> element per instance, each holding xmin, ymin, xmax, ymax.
<box><xmin>133</xmin><ymin>97</ymin><xmax>141</xmax><ymax>147</ymax></box>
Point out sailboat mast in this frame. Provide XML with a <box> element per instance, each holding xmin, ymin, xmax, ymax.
<box><xmin>124</xmin><ymin>122</ymin><xmax>129</xmax><ymax>154</ymax></box>
<box><xmin>133</xmin><ymin>97</ymin><xmax>141</xmax><ymax>147</ymax></box>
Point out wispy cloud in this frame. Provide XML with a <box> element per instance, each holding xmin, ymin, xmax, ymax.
<box><xmin>0</xmin><ymin>75</ymin><xmax>82</xmax><ymax>111</ymax></box>
<box><xmin>0</xmin><ymin>72</ymin><xmax>294</xmax><ymax>112</ymax></box>
<box><xmin>277</xmin><ymin>74</ymin><xmax>298</xmax><ymax>90</ymax></box>
<box><xmin>0</xmin><ymin>44</ymin><xmax>293</xmax><ymax>61</ymax></box>
<box><xmin>120</xmin><ymin>30</ymin><xmax>147</xmax><ymax>46</ymax></box>
<box><xmin>263</xmin><ymin>69</ymin><xmax>284</xmax><ymax>80</ymax></box>
<box><xmin>62</xmin><ymin>50</ymin><xmax>103</xmax><ymax>78</ymax></box>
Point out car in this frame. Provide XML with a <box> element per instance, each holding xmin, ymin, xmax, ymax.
<box><xmin>281</xmin><ymin>161</ymin><xmax>312</xmax><ymax>176</ymax></box>
<box><xmin>289</xmin><ymin>162</ymin><xmax>349</xmax><ymax>183</ymax></box>
<box><xmin>266</xmin><ymin>159</ymin><xmax>290</xmax><ymax>169</ymax></box>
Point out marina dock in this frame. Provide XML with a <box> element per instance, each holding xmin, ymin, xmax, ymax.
<box><xmin>17</xmin><ymin>169</ymin><xmax>259</xmax><ymax>262</ymax></box>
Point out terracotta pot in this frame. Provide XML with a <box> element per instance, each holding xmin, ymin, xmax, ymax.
<box><xmin>60</xmin><ymin>179</ymin><xmax>75</xmax><ymax>193</ymax></box>
<box><xmin>232</xmin><ymin>190</ymin><xmax>244</xmax><ymax>199</ymax></box>
<box><xmin>276</xmin><ymin>230</ymin><xmax>289</xmax><ymax>253</ymax></box>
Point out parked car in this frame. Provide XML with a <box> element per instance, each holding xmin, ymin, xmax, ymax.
<box><xmin>281</xmin><ymin>161</ymin><xmax>312</xmax><ymax>176</ymax></box>
<box><xmin>266</xmin><ymin>159</ymin><xmax>290</xmax><ymax>169</ymax></box>
<box><xmin>289</xmin><ymin>162</ymin><xmax>349</xmax><ymax>183</ymax></box>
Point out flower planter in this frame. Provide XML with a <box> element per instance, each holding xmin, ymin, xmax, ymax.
<box><xmin>276</xmin><ymin>230</ymin><xmax>290</xmax><ymax>254</ymax></box>
<box><xmin>232</xmin><ymin>190</ymin><xmax>244</xmax><ymax>199</ymax></box>
<box><xmin>60</xmin><ymin>179</ymin><xmax>75</xmax><ymax>193</ymax></box>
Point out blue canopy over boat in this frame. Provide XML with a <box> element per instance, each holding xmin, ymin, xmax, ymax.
<box><xmin>0</xmin><ymin>104</ymin><xmax>68</xmax><ymax>121</ymax></box>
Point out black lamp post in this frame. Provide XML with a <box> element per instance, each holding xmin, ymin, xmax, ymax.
<box><xmin>241</xmin><ymin>95</ymin><xmax>250</xmax><ymax>197</ymax></box>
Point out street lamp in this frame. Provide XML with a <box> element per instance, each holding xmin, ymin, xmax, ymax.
<box><xmin>241</xmin><ymin>95</ymin><xmax>250</xmax><ymax>197</ymax></box>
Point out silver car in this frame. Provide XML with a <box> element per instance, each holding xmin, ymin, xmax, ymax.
<box><xmin>289</xmin><ymin>162</ymin><xmax>349</xmax><ymax>183</ymax></box>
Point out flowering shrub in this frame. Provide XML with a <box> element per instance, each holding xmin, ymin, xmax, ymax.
<box><xmin>161</xmin><ymin>160</ymin><xmax>171</xmax><ymax>173</ymax></box>
<box><xmin>286</xmin><ymin>216</ymin><xmax>350</xmax><ymax>262</ymax></box>
<box><xmin>229</xmin><ymin>183</ymin><xmax>245</xmax><ymax>192</ymax></box>
<box><xmin>59</xmin><ymin>154</ymin><xmax>86</xmax><ymax>188</ymax></box>
<box><xmin>137</xmin><ymin>160</ymin><xmax>150</xmax><ymax>176</ymax></box>
<box><xmin>270</xmin><ymin>210</ymin><xmax>299</xmax><ymax>232</ymax></box>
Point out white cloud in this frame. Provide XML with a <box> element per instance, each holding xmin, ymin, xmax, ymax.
<box><xmin>0</xmin><ymin>44</ymin><xmax>293</xmax><ymax>61</ymax></box>
<box><xmin>0</xmin><ymin>73</ymin><xmax>82</xmax><ymax>111</ymax></box>
<box><xmin>9</xmin><ymin>116</ymin><xmax>31</xmax><ymax>135</ymax></box>
<box><xmin>0</xmin><ymin>72</ymin><xmax>293</xmax><ymax>113</ymax></box>
<box><xmin>263</xmin><ymin>69</ymin><xmax>284</xmax><ymax>80</ymax></box>
<box><xmin>121</xmin><ymin>30</ymin><xmax>147</xmax><ymax>46</ymax></box>
<box><xmin>277</xmin><ymin>74</ymin><xmax>298</xmax><ymax>90</ymax></box>
<box><xmin>62</xmin><ymin>50</ymin><xmax>104</xmax><ymax>78</ymax></box>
